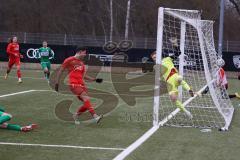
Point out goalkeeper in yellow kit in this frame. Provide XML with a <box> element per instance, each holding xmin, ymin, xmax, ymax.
<box><xmin>151</xmin><ymin>38</ymin><xmax>194</xmax><ymax>118</ymax></box>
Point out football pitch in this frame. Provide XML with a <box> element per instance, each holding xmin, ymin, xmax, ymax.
<box><xmin>0</xmin><ymin>69</ymin><xmax>240</xmax><ymax>160</ymax></box>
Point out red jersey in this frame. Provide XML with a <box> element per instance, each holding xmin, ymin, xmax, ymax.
<box><xmin>217</xmin><ymin>67</ymin><xmax>228</xmax><ymax>86</ymax></box>
<box><xmin>62</xmin><ymin>56</ymin><xmax>86</xmax><ymax>84</ymax></box>
<box><xmin>7</xmin><ymin>42</ymin><xmax>20</xmax><ymax>58</ymax></box>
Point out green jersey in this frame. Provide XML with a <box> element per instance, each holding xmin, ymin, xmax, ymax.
<box><xmin>38</xmin><ymin>47</ymin><xmax>54</xmax><ymax>62</ymax></box>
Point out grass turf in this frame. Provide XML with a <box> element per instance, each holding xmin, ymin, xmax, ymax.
<box><xmin>0</xmin><ymin>69</ymin><xmax>239</xmax><ymax>160</ymax></box>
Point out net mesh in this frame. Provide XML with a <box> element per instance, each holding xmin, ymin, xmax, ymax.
<box><xmin>157</xmin><ymin>8</ymin><xmax>234</xmax><ymax>129</ymax></box>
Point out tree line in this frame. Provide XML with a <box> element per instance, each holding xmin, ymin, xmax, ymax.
<box><xmin>0</xmin><ymin>0</ymin><xmax>239</xmax><ymax>41</ymax></box>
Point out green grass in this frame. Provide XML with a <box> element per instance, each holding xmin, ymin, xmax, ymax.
<box><xmin>0</xmin><ymin>69</ymin><xmax>239</xmax><ymax>160</ymax></box>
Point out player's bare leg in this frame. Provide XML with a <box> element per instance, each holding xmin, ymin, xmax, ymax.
<box><xmin>43</xmin><ymin>67</ymin><xmax>50</xmax><ymax>83</ymax></box>
<box><xmin>4</xmin><ymin>62</ymin><xmax>13</xmax><ymax>80</ymax></box>
<box><xmin>4</xmin><ymin>68</ymin><xmax>10</xmax><ymax>79</ymax></box>
<box><xmin>16</xmin><ymin>64</ymin><xmax>22</xmax><ymax>83</ymax></box>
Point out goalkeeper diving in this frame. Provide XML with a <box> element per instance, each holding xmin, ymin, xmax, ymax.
<box><xmin>150</xmin><ymin>37</ymin><xmax>194</xmax><ymax>119</ymax></box>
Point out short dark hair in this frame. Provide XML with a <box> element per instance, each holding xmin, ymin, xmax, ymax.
<box><xmin>151</xmin><ymin>51</ymin><xmax>156</xmax><ymax>57</ymax></box>
<box><xmin>75</xmin><ymin>46</ymin><xmax>88</xmax><ymax>53</ymax></box>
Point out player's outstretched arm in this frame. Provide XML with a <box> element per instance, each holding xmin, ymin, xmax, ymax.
<box><xmin>55</xmin><ymin>66</ymin><xmax>64</xmax><ymax>92</ymax></box>
<box><xmin>180</xmin><ymin>78</ymin><xmax>194</xmax><ymax>97</ymax></box>
<box><xmin>50</xmin><ymin>49</ymin><xmax>54</xmax><ymax>59</ymax></box>
<box><xmin>84</xmin><ymin>75</ymin><xmax>103</xmax><ymax>83</ymax></box>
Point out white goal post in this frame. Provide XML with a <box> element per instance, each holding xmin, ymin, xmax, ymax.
<box><xmin>114</xmin><ymin>7</ymin><xmax>234</xmax><ymax>160</ymax></box>
<box><xmin>154</xmin><ymin>7</ymin><xmax>234</xmax><ymax>130</ymax></box>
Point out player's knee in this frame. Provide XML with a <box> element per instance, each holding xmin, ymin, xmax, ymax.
<box><xmin>81</xmin><ymin>95</ymin><xmax>90</xmax><ymax>102</ymax></box>
<box><xmin>16</xmin><ymin>65</ymin><xmax>21</xmax><ymax>70</ymax></box>
<box><xmin>170</xmin><ymin>93</ymin><xmax>178</xmax><ymax>102</ymax></box>
<box><xmin>83</xmin><ymin>97</ymin><xmax>90</xmax><ymax>102</ymax></box>
<box><xmin>176</xmin><ymin>75</ymin><xmax>183</xmax><ymax>83</ymax></box>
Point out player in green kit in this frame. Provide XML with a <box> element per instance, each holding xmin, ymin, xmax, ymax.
<box><xmin>0</xmin><ymin>105</ymin><xmax>37</xmax><ymax>132</ymax></box>
<box><xmin>38</xmin><ymin>41</ymin><xmax>54</xmax><ymax>82</ymax></box>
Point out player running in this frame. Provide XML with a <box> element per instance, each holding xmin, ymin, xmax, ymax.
<box><xmin>55</xmin><ymin>47</ymin><xmax>103</xmax><ymax>124</ymax></box>
<box><xmin>202</xmin><ymin>58</ymin><xmax>240</xmax><ymax>99</ymax></box>
<box><xmin>37</xmin><ymin>41</ymin><xmax>54</xmax><ymax>82</ymax></box>
<box><xmin>151</xmin><ymin>37</ymin><xmax>195</xmax><ymax>118</ymax></box>
<box><xmin>4</xmin><ymin>36</ymin><xmax>23</xmax><ymax>83</ymax></box>
<box><xmin>0</xmin><ymin>105</ymin><xmax>37</xmax><ymax>132</ymax></box>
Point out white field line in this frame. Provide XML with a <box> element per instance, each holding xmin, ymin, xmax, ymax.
<box><xmin>35</xmin><ymin>89</ymin><xmax>152</xmax><ymax>97</ymax></box>
<box><xmin>0</xmin><ymin>75</ymin><xmax>150</xmax><ymax>85</ymax></box>
<box><xmin>0</xmin><ymin>142</ymin><xmax>125</xmax><ymax>151</ymax></box>
<box><xmin>0</xmin><ymin>89</ymin><xmax>125</xmax><ymax>151</ymax></box>
<box><xmin>0</xmin><ymin>75</ymin><xmax>45</xmax><ymax>80</ymax></box>
<box><xmin>0</xmin><ymin>88</ymin><xmax>152</xmax><ymax>99</ymax></box>
<box><xmin>5</xmin><ymin>89</ymin><xmax>151</xmax><ymax>97</ymax></box>
<box><xmin>113</xmin><ymin>126</ymin><xmax>159</xmax><ymax>160</ymax></box>
<box><xmin>114</xmin><ymin>80</ymin><xmax>216</xmax><ymax>159</ymax></box>
<box><xmin>0</xmin><ymin>90</ymin><xmax>36</xmax><ymax>98</ymax></box>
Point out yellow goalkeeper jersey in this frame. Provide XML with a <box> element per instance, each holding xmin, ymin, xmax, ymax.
<box><xmin>161</xmin><ymin>57</ymin><xmax>178</xmax><ymax>81</ymax></box>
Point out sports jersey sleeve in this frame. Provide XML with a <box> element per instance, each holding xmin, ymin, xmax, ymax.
<box><xmin>62</xmin><ymin>58</ymin><xmax>70</xmax><ymax>69</ymax></box>
<box><xmin>6</xmin><ymin>43</ymin><xmax>14</xmax><ymax>55</ymax></box>
<box><xmin>6</xmin><ymin>43</ymin><xmax>20</xmax><ymax>57</ymax></box>
<box><xmin>50</xmin><ymin>48</ymin><xmax>54</xmax><ymax>59</ymax></box>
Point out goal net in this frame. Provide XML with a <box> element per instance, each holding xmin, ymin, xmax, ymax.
<box><xmin>154</xmin><ymin>8</ymin><xmax>234</xmax><ymax>130</ymax></box>
<box><xmin>114</xmin><ymin>7</ymin><xmax>235</xmax><ymax>160</ymax></box>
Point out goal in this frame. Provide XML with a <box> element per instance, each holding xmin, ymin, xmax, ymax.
<box><xmin>153</xmin><ymin>8</ymin><xmax>234</xmax><ymax>130</ymax></box>
<box><xmin>114</xmin><ymin>7</ymin><xmax>234</xmax><ymax>160</ymax></box>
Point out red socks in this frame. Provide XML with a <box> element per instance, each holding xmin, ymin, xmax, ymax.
<box><xmin>77</xmin><ymin>100</ymin><xmax>96</xmax><ymax>116</ymax></box>
<box><xmin>17</xmin><ymin>69</ymin><xmax>21</xmax><ymax>78</ymax></box>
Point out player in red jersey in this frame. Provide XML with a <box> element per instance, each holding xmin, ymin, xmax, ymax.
<box><xmin>55</xmin><ymin>47</ymin><xmax>103</xmax><ymax>124</ymax></box>
<box><xmin>202</xmin><ymin>58</ymin><xmax>240</xmax><ymax>99</ymax></box>
<box><xmin>4</xmin><ymin>36</ymin><xmax>23</xmax><ymax>83</ymax></box>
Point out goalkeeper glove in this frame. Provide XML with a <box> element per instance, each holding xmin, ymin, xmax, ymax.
<box><xmin>55</xmin><ymin>83</ymin><xmax>59</xmax><ymax>92</ymax></box>
<box><xmin>96</xmin><ymin>78</ymin><xmax>103</xmax><ymax>83</ymax></box>
<box><xmin>189</xmin><ymin>89</ymin><xmax>194</xmax><ymax>97</ymax></box>
<box><xmin>201</xmin><ymin>86</ymin><xmax>209</xmax><ymax>95</ymax></box>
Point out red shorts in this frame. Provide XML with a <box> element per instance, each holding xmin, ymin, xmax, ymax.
<box><xmin>8</xmin><ymin>57</ymin><xmax>20</xmax><ymax>68</ymax></box>
<box><xmin>69</xmin><ymin>83</ymin><xmax>87</xmax><ymax>96</ymax></box>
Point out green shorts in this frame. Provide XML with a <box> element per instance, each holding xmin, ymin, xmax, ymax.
<box><xmin>41</xmin><ymin>62</ymin><xmax>51</xmax><ymax>70</ymax></box>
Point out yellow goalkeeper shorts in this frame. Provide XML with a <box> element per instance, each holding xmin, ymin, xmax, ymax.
<box><xmin>166</xmin><ymin>73</ymin><xmax>181</xmax><ymax>95</ymax></box>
